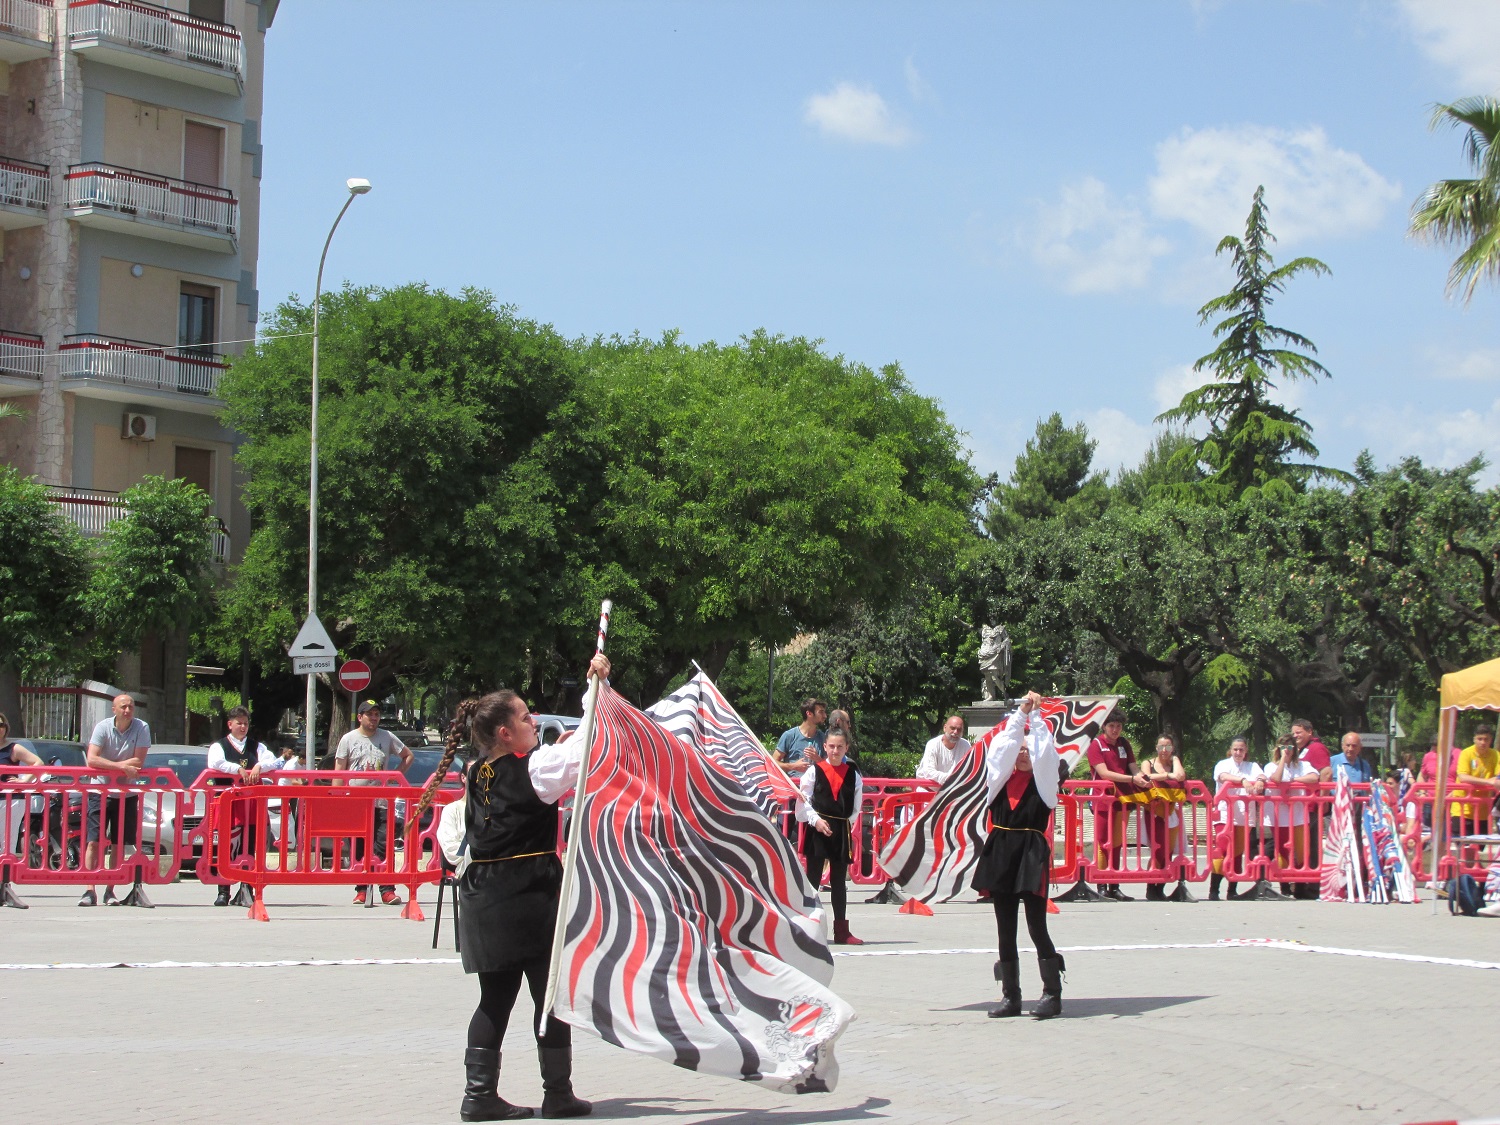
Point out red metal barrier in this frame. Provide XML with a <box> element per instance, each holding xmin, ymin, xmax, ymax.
<box><xmin>852</xmin><ymin>778</ymin><xmax>936</xmax><ymax>885</ymax></box>
<box><xmin>1063</xmin><ymin>779</ymin><xmax>1212</xmax><ymax>889</ymax></box>
<box><xmin>208</xmin><ymin>775</ymin><xmax>461</xmax><ymax>920</ymax></box>
<box><xmin>0</xmin><ymin>765</ymin><xmax>189</xmax><ymax>907</ymax></box>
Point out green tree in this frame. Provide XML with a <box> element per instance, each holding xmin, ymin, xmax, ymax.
<box><xmin>985</xmin><ymin>413</ymin><xmax>1108</xmax><ymax>537</ymax></box>
<box><xmin>1112</xmin><ymin>429</ymin><xmax>1201</xmax><ymax>507</ymax></box>
<box><xmin>1157</xmin><ymin>186</ymin><xmax>1344</xmax><ymax>500</ymax></box>
<box><xmin>1411</xmin><ymin>97</ymin><xmax>1500</xmax><ymax>303</ymax></box>
<box><xmin>0</xmin><ymin>467</ymin><xmax>89</xmax><ymax>733</ymax></box>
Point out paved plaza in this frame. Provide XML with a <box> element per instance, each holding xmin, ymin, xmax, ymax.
<box><xmin>3</xmin><ymin>879</ymin><xmax>1498</xmax><ymax>1125</ymax></box>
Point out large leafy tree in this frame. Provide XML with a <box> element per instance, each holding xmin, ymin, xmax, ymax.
<box><xmin>1411</xmin><ymin>97</ymin><xmax>1500</xmax><ymax>303</ymax></box>
<box><xmin>984</xmin><ymin>413</ymin><xmax>1108</xmax><ymax>537</ymax></box>
<box><xmin>0</xmin><ymin>467</ymin><xmax>89</xmax><ymax>733</ymax></box>
<box><xmin>1157</xmin><ymin>186</ymin><xmax>1343</xmax><ymax>500</ymax></box>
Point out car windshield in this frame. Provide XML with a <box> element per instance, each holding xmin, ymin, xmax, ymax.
<box><xmin>391</xmin><ymin>748</ymin><xmax>466</xmax><ymax>786</ymax></box>
<box><xmin>144</xmin><ymin>751</ymin><xmax>207</xmax><ymax>786</ymax></box>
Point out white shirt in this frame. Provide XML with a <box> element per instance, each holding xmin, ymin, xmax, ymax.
<box><xmin>983</xmin><ymin>709</ymin><xmax>1060</xmax><ymax>810</ymax></box>
<box><xmin>795</xmin><ymin>763</ymin><xmax>864</xmax><ymax>832</ymax></box>
<box><xmin>1213</xmin><ymin>758</ymin><xmax>1264</xmax><ymax>826</ymax></box>
<box><xmin>1262</xmin><ymin>757</ymin><xmax>1317</xmax><ymax>827</ymax></box>
<box><xmin>526</xmin><ymin>739</ymin><xmax>585</xmax><ymax>804</ymax></box>
<box><xmin>916</xmin><ymin>734</ymin><xmax>971</xmax><ymax>783</ymax></box>
<box><xmin>207</xmin><ymin>735</ymin><xmax>281</xmax><ymax>776</ymax></box>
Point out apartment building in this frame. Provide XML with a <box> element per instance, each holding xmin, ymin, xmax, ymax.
<box><xmin>0</xmin><ymin>0</ymin><xmax>276</xmax><ymax>736</ymax></box>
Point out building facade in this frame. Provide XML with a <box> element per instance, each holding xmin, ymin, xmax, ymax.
<box><xmin>0</xmin><ymin>0</ymin><xmax>276</xmax><ymax>736</ymax></box>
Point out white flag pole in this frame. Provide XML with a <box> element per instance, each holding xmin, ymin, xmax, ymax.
<box><xmin>540</xmin><ymin>599</ymin><xmax>612</xmax><ymax>1029</ymax></box>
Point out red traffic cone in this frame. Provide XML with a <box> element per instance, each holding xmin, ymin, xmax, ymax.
<box><xmin>401</xmin><ymin>890</ymin><xmax>425</xmax><ymax>922</ymax></box>
<box><xmin>898</xmin><ymin>897</ymin><xmax>934</xmax><ymax>916</ymax></box>
<box><xmin>247</xmin><ymin>886</ymin><xmax>270</xmax><ymax>922</ymax></box>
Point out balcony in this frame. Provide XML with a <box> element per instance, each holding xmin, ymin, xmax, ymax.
<box><xmin>0</xmin><ymin>0</ymin><xmax>53</xmax><ymax>63</ymax></box>
<box><xmin>66</xmin><ymin>162</ymin><xmax>237</xmax><ymax>251</ymax></box>
<box><xmin>0</xmin><ymin>329</ymin><xmax>43</xmax><ymax>397</ymax></box>
<box><xmin>0</xmin><ymin>155</ymin><xmax>48</xmax><ymax>229</ymax></box>
<box><xmin>67</xmin><ymin>0</ymin><xmax>242</xmax><ymax>94</ymax></box>
<box><xmin>59</xmin><ymin>333</ymin><xmax>227</xmax><ymax>414</ymax></box>
<box><xmin>45</xmin><ymin>484</ymin><xmax>230</xmax><ymax>563</ymax></box>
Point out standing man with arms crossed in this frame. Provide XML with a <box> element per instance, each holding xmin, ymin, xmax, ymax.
<box><xmin>81</xmin><ymin>693</ymin><xmax>150</xmax><ymax>907</ymax></box>
<box><xmin>336</xmin><ymin>699</ymin><xmax>413</xmax><ymax>905</ymax></box>
<box><xmin>917</xmin><ymin>716</ymin><xmax>971</xmax><ymax>784</ymax></box>
<box><xmin>775</xmin><ymin>698</ymin><xmax>827</xmax><ymax>776</ymax></box>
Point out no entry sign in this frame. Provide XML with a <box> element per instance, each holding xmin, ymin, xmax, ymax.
<box><xmin>338</xmin><ymin>659</ymin><xmax>372</xmax><ymax>694</ymax></box>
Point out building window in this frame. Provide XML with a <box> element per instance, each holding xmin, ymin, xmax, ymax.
<box><xmin>179</xmin><ymin>283</ymin><xmax>217</xmax><ymax>357</ymax></box>
<box><xmin>188</xmin><ymin>0</ymin><xmax>227</xmax><ymax>26</ymax></box>
<box><xmin>183</xmin><ymin>120</ymin><xmax>224</xmax><ymax>187</ymax></box>
<box><xmin>174</xmin><ymin>445</ymin><xmax>214</xmax><ymax>498</ymax></box>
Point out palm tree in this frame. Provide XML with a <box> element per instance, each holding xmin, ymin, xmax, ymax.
<box><xmin>0</xmin><ymin>402</ymin><xmax>23</xmax><ymax>422</ymax></box>
<box><xmin>1410</xmin><ymin>96</ymin><xmax>1500</xmax><ymax>303</ymax></box>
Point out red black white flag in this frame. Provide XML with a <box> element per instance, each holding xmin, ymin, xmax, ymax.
<box><xmin>879</xmin><ymin>696</ymin><xmax>1117</xmax><ymax>902</ymax></box>
<box><xmin>551</xmin><ymin>685</ymin><xmax>853</xmax><ymax>1092</ymax></box>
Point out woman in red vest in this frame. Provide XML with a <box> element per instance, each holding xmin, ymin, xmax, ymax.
<box><xmin>797</xmin><ymin>728</ymin><xmax>864</xmax><ymax>945</ymax></box>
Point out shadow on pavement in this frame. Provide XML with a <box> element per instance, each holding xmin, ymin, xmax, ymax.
<box><xmin>589</xmin><ymin>1095</ymin><xmax>893</xmax><ymax>1123</ymax></box>
<box><xmin>942</xmin><ymin>995</ymin><xmax>1210</xmax><ymax>1016</ymax></box>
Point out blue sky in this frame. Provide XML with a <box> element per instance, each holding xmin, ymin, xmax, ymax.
<box><xmin>260</xmin><ymin>0</ymin><xmax>1500</xmax><ymax>482</ymax></box>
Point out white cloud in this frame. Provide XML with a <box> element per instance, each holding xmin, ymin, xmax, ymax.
<box><xmin>1424</xmin><ymin>346</ymin><xmax>1500</xmax><ymax>380</ymax></box>
<box><xmin>1399</xmin><ymin>0</ymin><xmax>1500</xmax><ymax>94</ymax></box>
<box><xmin>1082</xmin><ymin>407</ymin><xmax>1155</xmax><ymax>472</ymax></box>
<box><xmin>904</xmin><ymin>58</ymin><xmax>935</xmax><ymax>104</ymax></box>
<box><xmin>804</xmin><ymin>82</ymin><xmax>914</xmax><ymax>146</ymax></box>
<box><xmin>1352</xmin><ymin>397</ymin><xmax>1500</xmax><ymax>481</ymax></box>
<box><xmin>1023</xmin><ymin>177</ymin><xmax>1173</xmax><ymax>294</ymax></box>
<box><xmin>1153</xmin><ymin>363</ymin><xmax>1204</xmax><ymax>413</ymax></box>
<box><xmin>1148</xmin><ymin>125</ymin><xmax>1402</xmax><ymax>244</ymax></box>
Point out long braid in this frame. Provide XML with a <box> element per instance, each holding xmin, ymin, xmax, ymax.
<box><xmin>413</xmin><ymin>698</ymin><xmax>479</xmax><ymax>820</ymax></box>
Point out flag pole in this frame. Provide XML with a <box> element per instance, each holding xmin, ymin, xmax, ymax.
<box><xmin>540</xmin><ymin>599</ymin><xmax>612</xmax><ymax>1029</ymax></box>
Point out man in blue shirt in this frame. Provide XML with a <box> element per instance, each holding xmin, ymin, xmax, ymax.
<box><xmin>775</xmin><ymin>698</ymin><xmax>827</xmax><ymax>775</ymax></box>
<box><xmin>1327</xmin><ymin>732</ymin><xmax>1375</xmax><ymax>882</ymax></box>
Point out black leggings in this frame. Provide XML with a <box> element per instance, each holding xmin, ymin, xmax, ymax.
<box><xmin>805</xmin><ymin>854</ymin><xmax>847</xmax><ymax>921</ymax></box>
<box><xmin>992</xmin><ymin>892</ymin><xmax>1056</xmax><ymax>962</ymax></box>
<box><xmin>467</xmin><ymin>958</ymin><xmax>570</xmax><ymax>1051</ymax></box>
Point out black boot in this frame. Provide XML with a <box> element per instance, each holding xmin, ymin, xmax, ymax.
<box><xmin>461</xmin><ymin>1048</ymin><xmax>533</xmax><ymax>1121</ymax></box>
<box><xmin>538</xmin><ymin>1046</ymin><xmax>592</xmax><ymax>1118</ymax></box>
<box><xmin>213</xmin><ymin>885</ymin><xmax>229</xmax><ymax>907</ymax></box>
<box><xmin>1145</xmin><ymin>883</ymin><xmax>1167</xmax><ymax>901</ymax></box>
<box><xmin>988</xmin><ymin>960</ymin><xmax>1021</xmax><ymax>1018</ymax></box>
<box><xmin>1032</xmin><ymin>954</ymin><xmax>1065</xmax><ymax>1020</ymax></box>
<box><xmin>1209</xmin><ymin>873</ymin><xmax>1222</xmax><ymax>901</ymax></box>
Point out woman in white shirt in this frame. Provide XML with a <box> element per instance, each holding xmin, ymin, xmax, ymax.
<box><xmin>1210</xmin><ymin>737</ymin><xmax>1264</xmax><ymax>900</ymax></box>
<box><xmin>1263</xmin><ymin>735</ymin><xmax>1317</xmax><ymax>894</ymax></box>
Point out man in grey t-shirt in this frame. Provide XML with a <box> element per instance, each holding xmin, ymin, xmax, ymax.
<box><xmin>82</xmin><ymin>693</ymin><xmax>151</xmax><ymax>907</ymax></box>
<box><xmin>336</xmin><ymin>700</ymin><xmax>412</xmax><ymax>905</ymax></box>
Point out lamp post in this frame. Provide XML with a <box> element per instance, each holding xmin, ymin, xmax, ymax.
<box><xmin>306</xmin><ymin>178</ymin><xmax>371</xmax><ymax>775</ymax></box>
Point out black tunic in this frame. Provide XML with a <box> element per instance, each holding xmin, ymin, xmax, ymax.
<box><xmin>801</xmin><ymin>762</ymin><xmax>859</xmax><ymax>867</ymax></box>
<box><xmin>971</xmin><ymin>772</ymin><xmax>1053</xmax><ymax>896</ymax></box>
<box><xmin>457</xmin><ymin>752</ymin><xmax>563</xmax><ymax>974</ymax></box>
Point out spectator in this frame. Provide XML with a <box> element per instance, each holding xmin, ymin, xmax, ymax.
<box><xmin>206</xmin><ymin>706</ymin><xmax>283</xmax><ymax>907</ymax></box>
<box><xmin>1263</xmin><ymin>735</ymin><xmax>1318</xmax><ymax>894</ymax></box>
<box><xmin>1452</xmin><ymin>723</ymin><xmax>1499</xmax><ymax>845</ymax></box>
<box><xmin>1291</xmin><ymin>718</ymin><xmax>1331</xmax><ymax>773</ymax></box>
<box><xmin>1085</xmin><ymin>710</ymin><xmax>1151</xmax><ymax>901</ymax></box>
<box><xmin>80</xmin><ymin>693</ymin><xmax>150</xmax><ymax>907</ymax></box>
<box><xmin>0</xmin><ymin>714</ymin><xmax>43</xmax><ymax>865</ymax></box>
<box><xmin>1139</xmin><ymin>734</ymin><xmax>1187</xmax><ymax>901</ymax></box>
<box><xmin>1420</xmin><ymin>737</ymin><xmax>1456</xmax><ymax>787</ymax></box>
<box><xmin>1210</xmin><ymin>736</ymin><xmax>1264</xmax><ymax>900</ymax></box>
<box><xmin>917</xmin><ymin>716</ymin><xmax>971</xmax><ymax>784</ymax></box>
<box><xmin>0</xmin><ymin>713</ymin><xmax>43</xmax><ymax>771</ymax></box>
<box><xmin>1327</xmin><ymin>731</ymin><xmax>1375</xmax><ymax>877</ymax></box>
<box><xmin>774</xmin><ymin>698</ymin><xmax>826</xmax><ymax>776</ymax></box>
<box><xmin>335</xmin><ymin>699</ymin><xmax>413</xmax><ymax>906</ymax></box>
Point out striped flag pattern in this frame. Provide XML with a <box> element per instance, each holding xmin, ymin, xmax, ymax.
<box><xmin>878</xmin><ymin>697</ymin><xmax>1118</xmax><ymax>903</ymax></box>
<box><xmin>646</xmin><ymin>671</ymin><xmax>802</xmax><ymax>821</ymax></box>
<box><xmin>1320</xmin><ymin>772</ymin><xmax>1364</xmax><ymax>902</ymax></box>
<box><xmin>552</xmin><ymin>685</ymin><xmax>853</xmax><ymax>1093</ymax></box>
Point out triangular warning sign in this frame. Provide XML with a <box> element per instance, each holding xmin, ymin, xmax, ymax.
<box><xmin>288</xmin><ymin>613</ymin><xmax>336</xmax><ymax>658</ymax></box>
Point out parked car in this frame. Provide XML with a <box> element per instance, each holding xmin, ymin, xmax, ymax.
<box><xmin>16</xmin><ymin>739</ymin><xmax>86</xmax><ymax>767</ymax></box>
<box><xmin>533</xmin><ymin>714</ymin><xmax>580</xmax><ymax>745</ymax></box>
<box><xmin>6</xmin><ymin>741</ymin><xmax>85</xmax><ymax>866</ymax></box>
<box><xmin>388</xmin><ymin>746</ymin><xmax>468</xmax><ymax>835</ymax></box>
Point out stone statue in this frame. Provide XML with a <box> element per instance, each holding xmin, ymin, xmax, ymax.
<box><xmin>978</xmin><ymin>623</ymin><xmax>1011</xmax><ymax>702</ymax></box>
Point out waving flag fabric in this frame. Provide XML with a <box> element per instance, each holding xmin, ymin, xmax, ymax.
<box><xmin>1320</xmin><ymin>772</ymin><xmax>1364</xmax><ymax>902</ymax></box>
<box><xmin>646</xmin><ymin>671</ymin><xmax>801</xmax><ymax>821</ymax></box>
<box><xmin>879</xmin><ymin>696</ymin><xmax>1118</xmax><ymax>903</ymax></box>
<box><xmin>552</xmin><ymin>685</ymin><xmax>852</xmax><ymax>1093</ymax></box>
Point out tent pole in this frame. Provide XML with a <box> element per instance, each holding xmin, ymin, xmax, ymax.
<box><xmin>1430</xmin><ymin>706</ymin><xmax>1456</xmax><ymax>916</ymax></box>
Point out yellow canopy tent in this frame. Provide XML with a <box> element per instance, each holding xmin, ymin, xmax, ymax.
<box><xmin>1431</xmin><ymin>657</ymin><xmax>1500</xmax><ymax>905</ymax></box>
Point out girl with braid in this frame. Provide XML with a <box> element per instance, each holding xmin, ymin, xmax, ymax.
<box><xmin>412</xmin><ymin>653</ymin><xmax>608</xmax><ymax>1122</ymax></box>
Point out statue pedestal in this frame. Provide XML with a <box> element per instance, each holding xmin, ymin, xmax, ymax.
<box><xmin>959</xmin><ymin>701</ymin><xmax>1011</xmax><ymax>740</ymax></box>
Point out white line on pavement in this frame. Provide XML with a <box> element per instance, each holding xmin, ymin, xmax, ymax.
<box><xmin>2</xmin><ymin>938</ymin><xmax>1496</xmax><ymax>972</ymax></box>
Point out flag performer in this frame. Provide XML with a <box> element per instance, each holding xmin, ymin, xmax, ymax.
<box><xmin>412</xmin><ymin>609</ymin><xmax>612</xmax><ymax>1122</ymax></box>
<box><xmin>796</xmin><ymin>728</ymin><xmax>865</xmax><ymax>945</ymax></box>
<box><xmin>971</xmin><ymin>691</ymin><xmax>1067</xmax><ymax>1020</ymax></box>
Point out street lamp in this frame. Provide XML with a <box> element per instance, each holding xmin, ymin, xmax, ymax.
<box><xmin>306</xmin><ymin>178</ymin><xmax>371</xmax><ymax>774</ymax></box>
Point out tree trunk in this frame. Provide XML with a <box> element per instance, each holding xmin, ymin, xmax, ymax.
<box><xmin>0</xmin><ymin>663</ymin><xmax>23</xmax><ymax>737</ymax></box>
<box><xmin>158</xmin><ymin>627</ymin><xmax>189</xmax><ymax>744</ymax></box>
<box><xmin>1248</xmin><ymin>674</ymin><xmax>1268</xmax><ymax>757</ymax></box>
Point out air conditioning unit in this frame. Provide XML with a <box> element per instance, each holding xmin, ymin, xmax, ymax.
<box><xmin>122</xmin><ymin>412</ymin><xmax>156</xmax><ymax>441</ymax></box>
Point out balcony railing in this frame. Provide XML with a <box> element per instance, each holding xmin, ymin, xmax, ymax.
<box><xmin>60</xmin><ymin>333</ymin><xmax>227</xmax><ymax>397</ymax></box>
<box><xmin>66</xmin><ymin>162</ymin><xmax>237</xmax><ymax>243</ymax></box>
<box><xmin>45</xmin><ymin>484</ymin><xmax>229</xmax><ymax>562</ymax></box>
<box><xmin>0</xmin><ymin>0</ymin><xmax>53</xmax><ymax>46</ymax></box>
<box><xmin>0</xmin><ymin>329</ymin><xmax>42</xmax><ymax>379</ymax></box>
<box><xmin>0</xmin><ymin>155</ymin><xmax>48</xmax><ymax>211</ymax></box>
<box><xmin>67</xmin><ymin>0</ymin><xmax>242</xmax><ymax>80</ymax></box>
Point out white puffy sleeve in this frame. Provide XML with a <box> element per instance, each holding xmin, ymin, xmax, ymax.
<box><xmin>982</xmin><ymin>709</ymin><xmax>1028</xmax><ymax>805</ymax></box>
<box><xmin>1029</xmin><ymin>719</ymin><xmax>1060</xmax><ymax>810</ymax></box>
<box><xmin>795</xmin><ymin>765</ymin><xmax>823</xmax><ymax>827</ymax></box>
<box><xmin>851</xmin><ymin>772</ymin><xmax>864</xmax><ymax>829</ymax></box>
<box><xmin>527</xmin><ymin>740</ymin><xmax>584</xmax><ymax>805</ymax></box>
<box><xmin>256</xmin><ymin>743</ymin><xmax>281</xmax><ymax>772</ymax></box>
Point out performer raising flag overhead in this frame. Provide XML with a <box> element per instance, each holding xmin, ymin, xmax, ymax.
<box><xmin>549</xmin><ymin>684</ymin><xmax>853</xmax><ymax>1094</ymax></box>
<box><xmin>647</xmin><ymin>669</ymin><xmax>801</xmax><ymax>819</ymax></box>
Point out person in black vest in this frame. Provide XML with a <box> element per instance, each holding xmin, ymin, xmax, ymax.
<box><xmin>796</xmin><ymin>727</ymin><xmax>864</xmax><ymax>946</ymax></box>
<box><xmin>972</xmin><ymin>691</ymin><xmax>1066</xmax><ymax>1020</ymax></box>
<box><xmin>410</xmin><ymin>654</ymin><xmax>608</xmax><ymax>1122</ymax></box>
<box><xmin>206</xmin><ymin>706</ymin><xmax>283</xmax><ymax>907</ymax></box>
